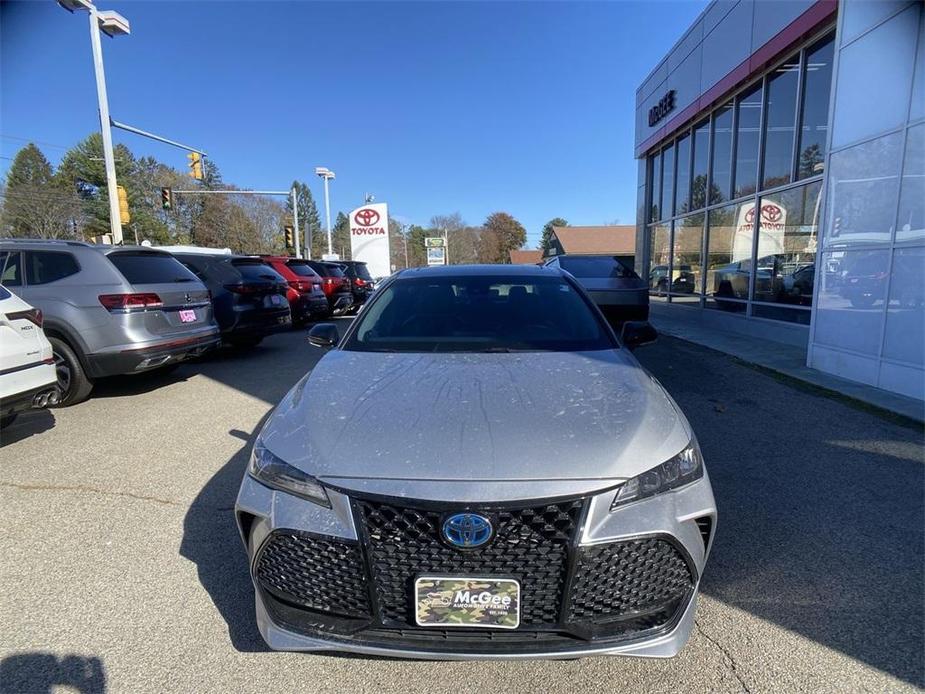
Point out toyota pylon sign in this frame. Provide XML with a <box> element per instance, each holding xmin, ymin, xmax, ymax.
<box><xmin>349</xmin><ymin>202</ymin><xmax>391</xmax><ymax>278</ymax></box>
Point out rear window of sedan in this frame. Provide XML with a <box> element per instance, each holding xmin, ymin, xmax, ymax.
<box><xmin>231</xmin><ymin>259</ymin><xmax>286</xmax><ymax>283</ymax></box>
<box><xmin>558</xmin><ymin>256</ymin><xmax>639</xmax><ymax>279</ymax></box>
<box><xmin>344</xmin><ymin>275</ymin><xmax>615</xmax><ymax>353</ymax></box>
<box><xmin>108</xmin><ymin>251</ymin><xmax>199</xmax><ymax>285</ymax></box>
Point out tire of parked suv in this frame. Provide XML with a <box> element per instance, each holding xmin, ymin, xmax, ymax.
<box><xmin>48</xmin><ymin>337</ymin><xmax>94</xmax><ymax>407</ymax></box>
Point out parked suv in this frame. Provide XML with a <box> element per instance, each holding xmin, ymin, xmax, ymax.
<box><xmin>0</xmin><ymin>286</ymin><xmax>58</xmax><ymax>427</ymax></box>
<box><xmin>545</xmin><ymin>254</ymin><xmax>648</xmax><ymax>324</ymax></box>
<box><xmin>0</xmin><ymin>240</ymin><xmax>220</xmax><ymax>406</ymax></box>
<box><xmin>260</xmin><ymin>256</ymin><xmax>330</xmax><ymax>324</ymax></box>
<box><xmin>305</xmin><ymin>261</ymin><xmax>352</xmax><ymax>314</ymax></box>
<box><xmin>169</xmin><ymin>252</ymin><xmax>291</xmax><ymax>347</ymax></box>
<box><xmin>337</xmin><ymin>260</ymin><xmax>376</xmax><ymax>313</ymax></box>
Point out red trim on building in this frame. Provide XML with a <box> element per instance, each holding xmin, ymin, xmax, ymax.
<box><xmin>636</xmin><ymin>0</ymin><xmax>837</xmax><ymax>158</ymax></box>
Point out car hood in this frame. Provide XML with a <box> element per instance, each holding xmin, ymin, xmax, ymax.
<box><xmin>260</xmin><ymin>349</ymin><xmax>692</xmax><ymax>493</ymax></box>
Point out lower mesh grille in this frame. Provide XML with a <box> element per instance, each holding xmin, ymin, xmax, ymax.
<box><xmin>254</xmin><ymin>531</ymin><xmax>371</xmax><ymax>619</ymax></box>
<box><xmin>568</xmin><ymin>538</ymin><xmax>694</xmax><ymax>624</ymax></box>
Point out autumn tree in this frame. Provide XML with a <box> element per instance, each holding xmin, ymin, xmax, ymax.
<box><xmin>2</xmin><ymin>143</ymin><xmax>83</xmax><ymax>238</ymax></box>
<box><xmin>481</xmin><ymin>212</ymin><xmax>526</xmax><ymax>263</ymax></box>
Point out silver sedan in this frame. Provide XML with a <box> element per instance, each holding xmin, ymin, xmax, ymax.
<box><xmin>235</xmin><ymin>263</ymin><xmax>716</xmax><ymax>659</ymax></box>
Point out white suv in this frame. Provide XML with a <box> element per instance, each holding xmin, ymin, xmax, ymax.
<box><xmin>0</xmin><ymin>285</ymin><xmax>58</xmax><ymax>428</ymax></box>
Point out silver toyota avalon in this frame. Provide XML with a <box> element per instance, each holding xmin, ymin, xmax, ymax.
<box><xmin>235</xmin><ymin>264</ymin><xmax>716</xmax><ymax>659</ymax></box>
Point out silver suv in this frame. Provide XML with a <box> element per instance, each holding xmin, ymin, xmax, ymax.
<box><xmin>0</xmin><ymin>239</ymin><xmax>220</xmax><ymax>405</ymax></box>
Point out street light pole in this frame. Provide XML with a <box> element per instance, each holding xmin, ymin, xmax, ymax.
<box><xmin>290</xmin><ymin>186</ymin><xmax>302</xmax><ymax>259</ymax></box>
<box><xmin>315</xmin><ymin>167</ymin><xmax>335</xmax><ymax>257</ymax></box>
<box><xmin>59</xmin><ymin>0</ymin><xmax>130</xmax><ymax>245</ymax></box>
<box><xmin>87</xmin><ymin>5</ymin><xmax>122</xmax><ymax>244</ymax></box>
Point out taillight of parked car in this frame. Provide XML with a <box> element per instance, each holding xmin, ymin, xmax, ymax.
<box><xmin>288</xmin><ymin>280</ymin><xmax>314</xmax><ymax>293</ymax></box>
<box><xmin>7</xmin><ymin>308</ymin><xmax>43</xmax><ymax>327</ymax></box>
<box><xmin>98</xmin><ymin>293</ymin><xmax>163</xmax><ymax>311</ymax></box>
<box><xmin>354</xmin><ymin>278</ymin><xmax>367</xmax><ymax>287</ymax></box>
<box><xmin>320</xmin><ymin>277</ymin><xmax>339</xmax><ymax>296</ymax></box>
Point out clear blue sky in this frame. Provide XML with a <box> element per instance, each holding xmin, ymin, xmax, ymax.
<box><xmin>1</xmin><ymin>0</ymin><xmax>706</xmax><ymax>246</ymax></box>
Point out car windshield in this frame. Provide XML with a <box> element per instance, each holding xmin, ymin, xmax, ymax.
<box><xmin>559</xmin><ymin>256</ymin><xmax>639</xmax><ymax>279</ymax></box>
<box><xmin>286</xmin><ymin>262</ymin><xmax>320</xmax><ymax>279</ymax></box>
<box><xmin>108</xmin><ymin>252</ymin><xmax>199</xmax><ymax>285</ymax></box>
<box><xmin>343</xmin><ymin>274</ymin><xmax>615</xmax><ymax>353</ymax></box>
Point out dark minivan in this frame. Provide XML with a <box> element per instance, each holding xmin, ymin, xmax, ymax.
<box><xmin>170</xmin><ymin>252</ymin><xmax>292</xmax><ymax>348</ymax></box>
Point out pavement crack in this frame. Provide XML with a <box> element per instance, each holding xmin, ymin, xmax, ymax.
<box><xmin>0</xmin><ymin>480</ymin><xmax>183</xmax><ymax>507</ymax></box>
<box><xmin>695</xmin><ymin>619</ymin><xmax>751</xmax><ymax>693</ymax></box>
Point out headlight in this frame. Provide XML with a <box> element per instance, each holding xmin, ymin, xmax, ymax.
<box><xmin>248</xmin><ymin>439</ymin><xmax>330</xmax><ymax>507</ymax></box>
<box><xmin>610</xmin><ymin>441</ymin><xmax>703</xmax><ymax>511</ymax></box>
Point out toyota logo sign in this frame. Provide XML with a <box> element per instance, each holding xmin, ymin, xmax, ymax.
<box><xmin>744</xmin><ymin>203</ymin><xmax>783</xmax><ymax>225</ymax></box>
<box><xmin>354</xmin><ymin>208</ymin><xmax>380</xmax><ymax>227</ymax></box>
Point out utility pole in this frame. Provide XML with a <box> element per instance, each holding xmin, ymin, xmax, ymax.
<box><xmin>290</xmin><ymin>186</ymin><xmax>302</xmax><ymax>259</ymax></box>
<box><xmin>443</xmin><ymin>226</ymin><xmax>450</xmax><ymax>266</ymax></box>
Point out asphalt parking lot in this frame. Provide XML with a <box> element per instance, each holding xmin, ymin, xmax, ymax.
<box><xmin>1</xmin><ymin>322</ymin><xmax>922</xmax><ymax>693</ymax></box>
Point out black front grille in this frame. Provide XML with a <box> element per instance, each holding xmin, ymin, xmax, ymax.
<box><xmin>255</xmin><ymin>531</ymin><xmax>371</xmax><ymax>619</ymax></box>
<box><xmin>254</xmin><ymin>495</ymin><xmax>697</xmax><ymax>652</ymax></box>
<box><xmin>356</xmin><ymin>498</ymin><xmax>583</xmax><ymax>626</ymax></box>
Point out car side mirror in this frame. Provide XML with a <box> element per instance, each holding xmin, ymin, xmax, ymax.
<box><xmin>307</xmin><ymin>323</ymin><xmax>339</xmax><ymax>348</ymax></box>
<box><xmin>621</xmin><ymin>321</ymin><xmax>658</xmax><ymax>350</ymax></box>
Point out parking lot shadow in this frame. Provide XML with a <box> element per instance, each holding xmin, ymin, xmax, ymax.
<box><xmin>0</xmin><ymin>409</ymin><xmax>55</xmax><ymax>448</ymax></box>
<box><xmin>0</xmin><ymin>652</ymin><xmax>105</xmax><ymax>694</ymax></box>
<box><xmin>637</xmin><ymin>337</ymin><xmax>925</xmax><ymax>687</ymax></box>
<box><xmin>180</xmin><ymin>423</ymin><xmax>270</xmax><ymax>653</ymax></box>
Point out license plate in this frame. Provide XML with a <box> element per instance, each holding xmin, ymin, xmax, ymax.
<box><xmin>414</xmin><ymin>577</ymin><xmax>520</xmax><ymax>629</ymax></box>
<box><xmin>178</xmin><ymin>309</ymin><xmax>196</xmax><ymax>323</ymax></box>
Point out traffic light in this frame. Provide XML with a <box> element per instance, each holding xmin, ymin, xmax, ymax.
<box><xmin>187</xmin><ymin>152</ymin><xmax>203</xmax><ymax>180</ymax></box>
<box><xmin>161</xmin><ymin>187</ymin><xmax>174</xmax><ymax>210</ymax></box>
<box><xmin>284</xmin><ymin>225</ymin><xmax>295</xmax><ymax>251</ymax></box>
<box><xmin>117</xmin><ymin>185</ymin><xmax>131</xmax><ymax>223</ymax></box>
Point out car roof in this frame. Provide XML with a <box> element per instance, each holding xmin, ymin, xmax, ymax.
<box><xmin>397</xmin><ymin>264</ymin><xmax>559</xmax><ymax>278</ymax></box>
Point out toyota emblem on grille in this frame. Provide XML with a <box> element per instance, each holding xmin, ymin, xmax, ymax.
<box><xmin>442</xmin><ymin>513</ymin><xmax>493</xmax><ymax>548</ymax></box>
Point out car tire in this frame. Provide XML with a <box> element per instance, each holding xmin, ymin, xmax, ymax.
<box><xmin>49</xmin><ymin>337</ymin><xmax>94</xmax><ymax>407</ymax></box>
<box><xmin>0</xmin><ymin>413</ymin><xmax>17</xmax><ymax>429</ymax></box>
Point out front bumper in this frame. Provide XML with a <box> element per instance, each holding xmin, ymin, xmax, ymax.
<box><xmin>235</xmin><ymin>474</ymin><xmax>716</xmax><ymax>659</ymax></box>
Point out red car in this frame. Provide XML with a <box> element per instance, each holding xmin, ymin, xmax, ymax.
<box><xmin>260</xmin><ymin>256</ymin><xmax>331</xmax><ymax>324</ymax></box>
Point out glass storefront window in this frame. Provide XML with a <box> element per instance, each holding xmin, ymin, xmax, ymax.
<box><xmin>648</xmin><ymin>223</ymin><xmax>672</xmax><ymax>298</ymax></box>
<box><xmin>671</xmin><ymin>214</ymin><xmax>705</xmax><ymax>302</ymax></box>
<box><xmin>733</xmin><ymin>84</ymin><xmax>762</xmax><ymax>199</ymax></box>
<box><xmin>661</xmin><ymin>145</ymin><xmax>675</xmax><ymax>220</ymax></box>
<box><xmin>814</xmin><ymin>248</ymin><xmax>890</xmax><ymax>355</ymax></box>
<box><xmin>691</xmin><ymin>120</ymin><xmax>710</xmax><ymax>212</ymax></box>
<box><xmin>749</xmin><ymin>181</ymin><xmax>822</xmax><ymax>322</ymax></box>
<box><xmin>883</xmin><ymin>246</ymin><xmax>925</xmax><ymax>366</ymax></box>
<box><xmin>797</xmin><ymin>35</ymin><xmax>834</xmax><ymax>180</ymax></box>
<box><xmin>675</xmin><ymin>133</ymin><xmax>692</xmax><ymax>215</ymax></box>
<box><xmin>825</xmin><ymin>131</ymin><xmax>903</xmax><ymax>248</ymax></box>
<box><xmin>710</xmin><ymin>104</ymin><xmax>733</xmax><ymax>204</ymax></box>
<box><xmin>705</xmin><ymin>204</ymin><xmax>747</xmax><ymax>312</ymax></box>
<box><xmin>896</xmin><ymin>123</ymin><xmax>924</xmax><ymax>244</ymax></box>
<box><xmin>648</xmin><ymin>152</ymin><xmax>662</xmax><ymax>223</ymax></box>
<box><xmin>762</xmin><ymin>58</ymin><xmax>800</xmax><ymax>190</ymax></box>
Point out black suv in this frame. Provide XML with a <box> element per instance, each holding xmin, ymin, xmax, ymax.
<box><xmin>170</xmin><ymin>252</ymin><xmax>292</xmax><ymax>348</ymax></box>
<box><xmin>305</xmin><ymin>261</ymin><xmax>353</xmax><ymax>314</ymax></box>
<box><xmin>337</xmin><ymin>260</ymin><xmax>376</xmax><ymax>313</ymax></box>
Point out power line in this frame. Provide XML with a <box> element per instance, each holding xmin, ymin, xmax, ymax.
<box><xmin>0</xmin><ymin>134</ymin><xmax>71</xmax><ymax>151</ymax></box>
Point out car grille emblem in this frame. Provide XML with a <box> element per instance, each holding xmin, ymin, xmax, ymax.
<box><xmin>442</xmin><ymin>513</ymin><xmax>493</xmax><ymax>548</ymax></box>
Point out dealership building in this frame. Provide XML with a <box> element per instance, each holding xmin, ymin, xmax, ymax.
<box><xmin>634</xmin><ymin>0</ymin><xmax>924</xmax><ymax>401</ymax></box>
